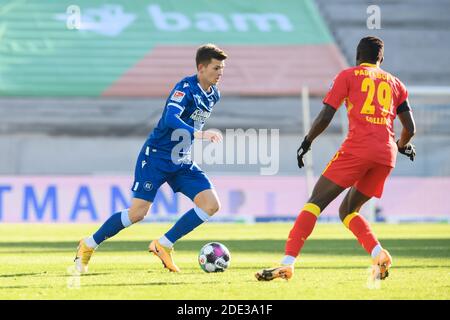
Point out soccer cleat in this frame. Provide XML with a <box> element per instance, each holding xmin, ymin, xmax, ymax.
<box><xmin>148</xmin><ymin>240</ymin><xmax>180</xmax><ymax>272</ymax></box>
<box><xmin>74</xmin><ymin>239</ymin><xmax>95</xmax><ymax>274</ymax></box>
<box><xmin>372</xmin><ymin>249</ymin><xmax>392</xmax><ymax>280</ymax></box>
<box><xmin>255</xmin><ymin>265</ymin><xmax>294</xmax><ymax>281</ymax></box>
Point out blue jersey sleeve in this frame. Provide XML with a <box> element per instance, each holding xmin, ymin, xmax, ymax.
<box><xmin>164</xmin><ymin>81</ymin><xmax>197</xmax><ymax>137</ymax></box>
<box><xmin>166</xmin><ymin>82</ymin><xmax>191</xmax><ymax>111</ymax></box>
<box><xmin>164</xmin><ymin>105</ymin><xmax>196</xmax><ymax>137</ymax></box>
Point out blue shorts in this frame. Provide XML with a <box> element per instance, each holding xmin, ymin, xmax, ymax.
<box><xmin>131</xmin><ymin>145</ymin><xmax>213</xmax><ymax>202</ymax></box>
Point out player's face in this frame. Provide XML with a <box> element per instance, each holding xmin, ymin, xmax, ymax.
<box><xmin>199</xmin><ymin>59</ymin><xmax>225</xmax><ymax>86</ymax></box>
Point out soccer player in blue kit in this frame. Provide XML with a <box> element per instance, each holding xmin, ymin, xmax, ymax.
<box><xmin>75</xmin><ymin>44</ymin><xmax>227</xmax><ymax>273</ymax></box>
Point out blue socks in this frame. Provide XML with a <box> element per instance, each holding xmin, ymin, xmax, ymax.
<box><xmin>89</xmin><ymin>210</ymin><xmax>132</xmax><ymax>247</ymax></box>
<box><xmin>85</xmin><ymin>207</ymin><xmax>209</xmax><ymax>249</ymax></box>
<box><xmin>162</xmin><ymin>207</ymin><xmax>210</xmax><ymax>247</ymax></box>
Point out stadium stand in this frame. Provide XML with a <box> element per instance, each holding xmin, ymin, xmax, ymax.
<box><xmin>0</xmin><ymin>0</ymin><xmax>449</xmax><ymax>176</ymax></box>
<box><xmin>0</xmin><ymin>0</ymin><xmax>345</xmax><ymax>97</ymax></box>
<box><xmin>315</xmin><ymin>0</ymin><xmax>450</xmax><ymax>86</ymax></box>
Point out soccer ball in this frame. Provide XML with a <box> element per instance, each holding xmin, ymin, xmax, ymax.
<box><xmin>198</xmin><ymin>242</ymin><xmax>231</xmax><ymax>273</ymax></box>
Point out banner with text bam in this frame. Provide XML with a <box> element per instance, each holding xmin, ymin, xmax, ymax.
<box><xmin>0</xmin><ymin>0</ymin><xmax>347</xmax><ymax>97</ymax></box>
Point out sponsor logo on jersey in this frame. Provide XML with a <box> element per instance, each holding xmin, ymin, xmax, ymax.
<box><xmin>183</xmin><ymin>82</ymin><xmax>189</xmax><ymax>88</ymax></box>
<box><xmin>170</xmin><ymin>90</ymin><xmax>185</xmax><ymax>102</ymax></box>
<box><xmin>190</xmin><ymin>109</ymin><xmax>211</xmax><ymax>122</ymax></box>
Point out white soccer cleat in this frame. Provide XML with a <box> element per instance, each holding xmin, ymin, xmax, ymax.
<box><xmin>372</xmin><ymin>249</ymin><xmax>392</xmax><ymax>280</ymax></box>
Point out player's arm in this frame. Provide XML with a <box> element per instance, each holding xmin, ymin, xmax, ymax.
<box><xmin>397</xmin><ymin>106</ymin><xmax>416</xmax><ymax>147</ymax></box>
<box><xmin>296</xmin><ymin>104</ymin><xmax>336</xmax><ymax>168</ymax></box>
<box><xmin>297</xmin><ymin>70</ymin><xmax>346</xmax><ymax>168</ymax></box>
<box><xmin>396</xmin><ymin>99</ymin><xmax>416</xmax><ymax>161</ymax></box>
<box><xmin>195</xmin><ymin>130</ymin><xmax>222</xmax><ymax>143</ymax></box>
<box><xmin>165</xmin><ymin>103</ymin><xmax>197</xmax><ymax>136</ymax></box>
<box><xmin>305</xmin><ymin>104</ymin><xmax>337</xmax><ymax>143</ymax></box>
<box><xmin>165</xmin><ymin>104</ymin><xmax>222</xmax><ymax>143</ymax></box>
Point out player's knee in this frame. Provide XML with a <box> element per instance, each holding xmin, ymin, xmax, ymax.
<box><xmin>202</xmin><ymin>199</ymin><xmax>221</xmax><ymax>216</ymax></box>
<box><xmin>129</xmin><ymin>206</ymin><xmax>151</xmax><ymax>223</ymax></box>
<box><xmin>129</xmin><ymin>211</ymin><xmax>145</xmax><ymax>223</ymax></box>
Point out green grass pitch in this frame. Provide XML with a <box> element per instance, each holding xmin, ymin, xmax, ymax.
<box><xmin>0</xmin><ymin>223</ymin><xmax>449</xmax><ymax>299</ymax></box>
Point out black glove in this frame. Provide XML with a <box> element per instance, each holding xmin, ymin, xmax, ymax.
<box><xmin>297</xmin><ymin>136</ymin><xmax>312</xmax><ymax>168</ymax></box>
<box><xmin>396</xmin><ymin>140</ymin><xmax>416</xmax><ymax>161</ymax></box>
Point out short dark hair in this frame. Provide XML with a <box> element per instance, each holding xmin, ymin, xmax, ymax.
<box><xmin>356</xmin><ymin>36</ymin><xmax>384</xmax><ymax>64</ymax></box>
<box><xmin>196</xmin><ymin>44</ymin><xmax>227</xmax><ymax>68</ymax></box>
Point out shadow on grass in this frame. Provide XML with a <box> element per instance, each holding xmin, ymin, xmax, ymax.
<box><xmin>0</xmin><ymin>272</ymin><xmax>44</xmax><ymax>278</ymax></box>
<box><xmin>82</xmin><ymin>281</ymin><xmax>220</xmax><ymax>288</ymax></box>
<box><xmin>60</xmin><ymin>272</ymin><xmax>111</xmax><ymax>277</ymax></box>
<box><xmin>0</xmin><ymin>239</ymin><xmax>449</xmax><ymax>258</ymax></box>
<box><xmin>0</xmin><ymin>272</ymin><xmax>111</xmax><ymax>279</ymax></box>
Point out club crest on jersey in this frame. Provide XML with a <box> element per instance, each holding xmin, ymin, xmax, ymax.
<box><xmin>171</xmin><ymin>90</ymin><xmax>185</xmax><ymax>103</ymax></box>
<box><xmin>143</xmin><ymin>181</ymin><xmax>153</xmax><ymax>191</ymax></box>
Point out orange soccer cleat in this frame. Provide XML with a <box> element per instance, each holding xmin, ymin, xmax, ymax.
<box><xmin>149</xmin><ymin>239</ymin><xmax>180</xmax><ymax>272</ymax></box>
<box><xmin>74</xmin><ymin>239</ymin><xmax>95</xmax><ymax>274</ymax></box>
<box><xmin>255</xmin><ymin>265</ymin><xmax>294</xmax><ymax>281</ymax></box>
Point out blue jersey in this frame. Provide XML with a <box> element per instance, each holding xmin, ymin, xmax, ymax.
<box><xmin>146</xmin><ymin>75</ymin><xmax>220</xmax><ymax>161</ymax></box>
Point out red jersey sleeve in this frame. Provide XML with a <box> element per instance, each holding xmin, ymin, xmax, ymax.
<box><xmin>323</xmin><ymin>70</ymin><xmax>348</xmax><ymax>110</ymax></box>
<box><xmin>395</xmin><ymin>78</ymin><xmax>408</xmax><ymax>107</ymax></box>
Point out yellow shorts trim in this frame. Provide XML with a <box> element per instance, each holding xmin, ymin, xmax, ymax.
<box><xmin>322</xmin><ymin>151</ymin><xmax>340</xmax><ymax>175</ymax></box>
<box><xmin>343</xmin><ymin>212</ymin><xmax>359</xmax><ymax>228</ymax></box>
<box><xmin>303</xmin><ymin>203</ymin><xmax>321</xmax><ymax>217</ymax></box>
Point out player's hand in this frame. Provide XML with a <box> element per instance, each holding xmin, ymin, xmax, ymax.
<box><xmin>396</xmin><ymin>140</ymin><xmax>416</xmax><ymax>161</ymax></box>
<box><xmin>297</xmin><ymin>136</ymin><xmax>311</xmax><ymax>168</ymax></box>
<box><xmin>194</xmin><ymin>130</ymin><xmax>223</xmax><ymax>143</ymax></box>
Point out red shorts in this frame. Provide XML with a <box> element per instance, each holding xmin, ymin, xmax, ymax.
<box><xmin>322</xmin><ymin>150</ymin><xmax>393</xmax><ymax>198</ymax></box>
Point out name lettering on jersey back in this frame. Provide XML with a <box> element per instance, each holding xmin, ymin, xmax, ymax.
<box><xmin>365</xmin><ymin>116</ymin><xmax>391</xmax><ymax>126</ymax></box>
<box><xmin>354</xmin><ymin>69</ymin><xmax>392</xmax><ymax>81</ymax></box>
<box><xmin>190</xmin><ymin>109</ymin><xmax>211</xmax><ymax>122</ymax></box>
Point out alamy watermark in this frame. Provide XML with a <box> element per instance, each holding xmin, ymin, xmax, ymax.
<box><xmin>170</xmin><ymin>128</ymin><xmax>280</xmax><ymax>176</ymax></box>
<box><xmin>367</xmin><ymin>5</ymin><xmax>381</xmax><ymax>30</ymax></box>
<box><xmin>66</xmin><ymin>5</ymin><xmax>81</xmax><ymax>30</ymax></box>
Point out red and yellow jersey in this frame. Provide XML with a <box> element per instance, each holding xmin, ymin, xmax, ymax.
<box><xmin>323</xmin><ymin>63</ymin><xmax>409</xmax><ymax>167</ymax></box>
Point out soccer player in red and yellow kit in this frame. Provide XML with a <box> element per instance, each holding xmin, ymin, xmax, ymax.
<box><xmin>256</xmin><ymin>36</ymin><xmax>416</xmax><ymax>282</ymax></box>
